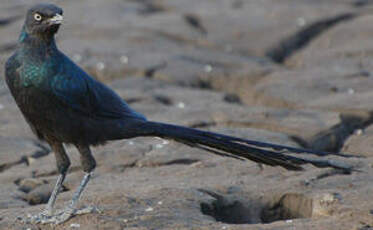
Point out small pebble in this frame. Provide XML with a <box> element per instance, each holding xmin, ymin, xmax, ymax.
<box><xmin>204</xmin><ymin>65</ymin><xmax>212</xmax><ymax>73</ymax></box>
<box><xmin>26</xmin><ymin>156</ymin><xmax>36</xmax><ymax>165</ymax></box>
<box><xmin>321</xmin><ymin>193</ymin><xmax>339</xmax><ymax>203</ymax></box>
<box><xmin>296</xmin><ymin>17</ymin><xmax>306</xmax><ymax>27</ymax></box>
<box><xmin>17</xmin><ymin>177</ymin><xmax>44</xmax><ymax>193</ymax></box>
<box><xmin>0</xmin><ymin>104</ymin><xmax>4</xmax><ymax>110</ymax></box>
<box><xmin>157</xmin><ymin>201</ymin><xmax>163</xmax><ymax>205</ymax></box>
<box><xmin>123</xmin><ymin>219</ymin><xmax>128</xmax><ymax>223</ymax></box>
<box><xmin>128</xmin><ymin>141</ymin><xmax>134</xmax><ymax>145</ymax></box>
<box><xmin>347</xmin><ymin>88</ymin><xmax>355</xmax><ymax>95</ymax></box>
<box><xmin>70</xmin><ymin>223</ymin><xmax>80</xmax><ymax>228</ymax></box>
<box><xmin>145</xmin><ymin>207</ymin><xmax>154</xmax><ymax>212</ymax></box>
<box><xmin>155</xmin><ymin>144</ymin><xmax>163</xmax><ymax>149</ymax></box>
<box><xmin>190</xmin><ymin>161</ymin><xmax>203</xmax><ymax>168</ymax></box>
<box><xmin>96</xmin><ymin>62</ymin><xmax>105</xmax><ymax>71</ymax></box>
<box><xmin>162</xmin><ymin>140</ymin><xmax>169</xmax><ymax>145</ymax></box>
<box><xmin>355</xmin><ymin>129</ymin><xmax>364</xmax><ymax>136</ymax></box>
<box><xmin>286</xmin><ymin>219</ymin><xmax>293</xmax><ymax>223</ymax></box>
<box><xmin>120</xmin><ymin>55</ymin><xmax>129</xmax><ymax>64</ymax></box>
<box><xmin>72</xmin><ymin>54</ymin><xmax>82</xmax><ymax>63</ymax></box>
<box><xmin>177</xmin><ymin>102</ymin><xmax>185</xmax><ymax>109</ymax></box>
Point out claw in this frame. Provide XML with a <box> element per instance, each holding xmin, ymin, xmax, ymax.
<box><xmin>19</xmin><ymin>206</ymin><xmax>98</xmax><ymax>225</ymax></box>
<box><xmin>18</xmin><ymin>172</ymin><xmax>95</xmax><ymax>225</ymax></box>
<box><xmin>75</xmin><ymin>205</ymin><xmax>101</xmax><ymax>215</ymax></box>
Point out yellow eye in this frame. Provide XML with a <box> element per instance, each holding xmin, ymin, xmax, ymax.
<box><xmin>34</xmin><ymin>13</ymin><xmax>42</xmax><ymax>21</ymax></box>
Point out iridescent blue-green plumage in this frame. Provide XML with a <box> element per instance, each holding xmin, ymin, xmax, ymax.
<box><xmin>6</xmin><ymin>21</ymin><xmax>146</xmax><ymax>145</ymax></box>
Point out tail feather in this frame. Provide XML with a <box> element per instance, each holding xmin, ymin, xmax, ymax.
<box><xmin>141</xmin><ymin>121</ymin><xmax>354</xmax><ymax>171</ymax></box>
<box><xmin>201</xmin><ymin>131</ymin><xmax>359</xmax><ymax>158</ymax></box>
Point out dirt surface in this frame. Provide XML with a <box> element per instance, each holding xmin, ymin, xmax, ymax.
<box><xmin>1</xmin><ymin>0</ymin><xmax>373</xmax><ymax>229</ymax></box>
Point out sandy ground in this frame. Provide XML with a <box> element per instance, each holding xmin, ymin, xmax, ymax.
<box><xmin>1</xmin><ymin>0</ymin><xmax>373</xmax><ymax>229</ymax></box>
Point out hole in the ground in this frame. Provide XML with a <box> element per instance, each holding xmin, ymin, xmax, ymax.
<box><xmin>200</xmin><ymin>199</ymin><xmax>254</xmax><ymax>224</ymax></box>
<box><xmin>199</xmin><ymin>189</ymin><xmax>260</xmax><ymax>224</ymax></box>
<box><xmin>261</xmin><ymin>193</ymin><xmax>313</xmax><ymax>223</ymax></box>
<box><xmin>200</xmin><ymin>190</ymin><xmax>315</xmax><ymax>224</ymax></box>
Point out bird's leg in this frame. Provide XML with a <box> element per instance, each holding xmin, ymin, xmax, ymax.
<box><xmin>44</xmin><ymin>173</ymin><xmax>66</xmax><ymax>215</ymax></box>
<box><xmin>42</xmin><ymin>144</ymin><xmax>97</xmax><ymax>224</ymax></box>
<box><xmin>61</xmin><ymin>173</ymin><xmax>92</xmax><ymax>214</ymax></box>
<box><xmin>67</xmin><ymin>144</ymin><xmax>96</xmax><ymax>211</ymax></box>
<box><xmin>45</xmin><ymin>142</ymin><xmax>70</xmax><ymax>214</ymax></box>
<box><xmin>29</xmin><ymin>145</ymin><xmax>98</xmax><ymax>225</ymax></box>
<box><xmin>26</xmin><ymin>142</ymin><xmax>70</xmax><ymax>224</ymax></box>
<box><xmin>27</xmin><ymin>173</ymin><xmax>66</xmax><ymax>224</ymax></box>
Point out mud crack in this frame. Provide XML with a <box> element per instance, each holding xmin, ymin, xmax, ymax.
<box><xmin>266</xmin><ymin>13</ymin><xmax>357</xmax><ymax>63</ymax></box>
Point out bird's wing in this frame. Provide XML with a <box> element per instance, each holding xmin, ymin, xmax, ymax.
<box><xmin>50</xmin><ymin>55</ymin><xmax>146</xmax><ymax>121</ymax></box>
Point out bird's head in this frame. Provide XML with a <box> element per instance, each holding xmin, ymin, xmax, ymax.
<box><xmin>24</xmin><ymin>3</ymin><xmax>63</xmax><ymax>39</ymax></box>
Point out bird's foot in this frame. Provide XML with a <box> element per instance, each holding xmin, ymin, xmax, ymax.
<box><xmin>21</xmin><ymin>206</ymin><xmax>99</xmax><ymax>225</ymax></box>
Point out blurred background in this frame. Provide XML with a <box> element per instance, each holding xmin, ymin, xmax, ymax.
<box><xmin>1</xmin><ymin>0</ymin><xmax>373</xmax><ymax>229</ymax></box>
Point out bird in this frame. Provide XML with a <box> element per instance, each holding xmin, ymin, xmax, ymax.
<box><xmin>5</xmin><ymin>3</ymin><xmax>355</xmax><ymax>225</ymax></box>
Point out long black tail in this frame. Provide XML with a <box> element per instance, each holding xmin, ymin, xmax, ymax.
<box><xmin>139</xmin><ymin>121</ymin><xmax>355</xmax><ymax>171</ymax></box>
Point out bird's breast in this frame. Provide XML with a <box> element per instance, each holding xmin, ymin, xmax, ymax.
<box><xmin>20</xmin><ymin>60</ymin><xmax>57</xmax><ymax>88</ymax></box>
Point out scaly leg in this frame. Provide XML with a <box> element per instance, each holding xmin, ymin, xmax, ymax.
<box><xmin>23</xmin><ymin>141</ymin><xmax>71</xmax><ymax>224</ymax></box>
<box><xmin>37</xmin><ymin>172</ymin><xmax>96</xmax><ymax>224</ymax></box>
<box><xmin>46</xmin><ymin>173</ymin><xmax>66</xmax><ymax>215</ymax></box>
<box><xmin>35</xmin><ymin>144</ymin><xmax>98</xmax><ymax>224</ymax></box>
<box><xmin>26</xmin><ymin>173</ymin><xmax>66</xmax><ymax>223</ymax></box>
<box><xmin>68</xmin><ymin>172</ymin><xmax>91</xmax><ymax>210</ymax></box>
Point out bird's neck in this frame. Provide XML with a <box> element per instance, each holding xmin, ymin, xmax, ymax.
<box><xmin>18</xmin><ymin>26</ymin><xmax>58</xmax><ymax>53</ymax></box>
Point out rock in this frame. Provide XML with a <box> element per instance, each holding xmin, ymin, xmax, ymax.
<box><xmin>312</xmin><ymin>193</ymin><xmax>341</xmax><ymax>217</ymax></box>
<box><xmin>20</xmin><ymin>184</ymin><xmax>53</xmax><ymax>205</ymax></box>
<box><xmin>16</xmin><ymin>178</ymin><xmax>47</xmax><ymax>193</ymax></box>
<box><xmin>342</xmin><ymin>125</ymin><xmax>373</xmax><ymax>156</ymax></box>
<box><xmin>261</xmin><ymin>193</ymin><xmax>313</xmax><ymax>223</ymax></box>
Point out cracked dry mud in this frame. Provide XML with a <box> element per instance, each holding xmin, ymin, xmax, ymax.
<box><xmin>1</xmin><ymin>0</ymin><xmax>373</xmax><ymax>229</ymax></box>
